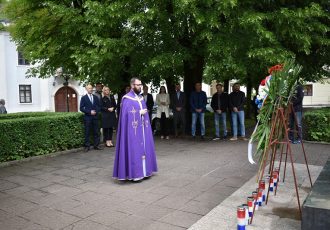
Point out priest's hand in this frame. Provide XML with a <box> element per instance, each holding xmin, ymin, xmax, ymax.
<box><xmin>140</xmin><ymin>109</ymin><xmax>148</xmax><ymax>115</ymax></box>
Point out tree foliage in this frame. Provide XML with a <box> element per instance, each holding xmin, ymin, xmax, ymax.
<box><xmin>3</xmin><ymin>0</ymin><xmax>329</xmax><ymax>91</ymax></box>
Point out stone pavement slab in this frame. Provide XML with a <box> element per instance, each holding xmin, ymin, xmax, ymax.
<box><xmin>0</xmin><ymin>137</ymin><xmax>329</xmax><ymax>229</ymax></box>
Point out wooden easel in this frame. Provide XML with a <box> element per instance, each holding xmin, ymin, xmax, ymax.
<box><xmin>250</xmin><ymin>104</ymin><xmax>312</xmax><ymax>224</ymax></box>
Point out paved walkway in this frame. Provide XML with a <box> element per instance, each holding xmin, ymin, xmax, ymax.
<box><xmin>0</xmin><ymin>137</ymin><xmax>329</xmax><ymax>230</ymax></box>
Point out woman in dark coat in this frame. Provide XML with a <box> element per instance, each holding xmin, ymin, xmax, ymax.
<box><xmin>101</xmin><ymin>86</ymin><xmax>117</xmax><ymax>147</ymax></box>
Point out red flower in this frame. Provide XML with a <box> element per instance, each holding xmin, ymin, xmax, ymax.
<box><xmin>268</xmin><ymin>64</ymin><xmax>283</xmax><ymax>74</ymax></box>
<box><xmin>260</xmin><ymin>79</ymin><xmax>266</xmax><ymax>86</ymax></box>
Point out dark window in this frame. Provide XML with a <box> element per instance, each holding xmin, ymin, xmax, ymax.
<box><xmin>18</xmin><ymin>51</ymin><xmax>30</xmax><ymax>65</ymax></box>
<box><xmin>304</xmin><ymin>84</ymin><xmax>313</xmax><ymax>96</ymax></box>
<box><xmin>19</xmin><ymin>85</ymin><xmax>32</xmax><ymax>103</ymax></box>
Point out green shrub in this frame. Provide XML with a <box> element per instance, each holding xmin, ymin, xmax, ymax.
<box><xmin>0</xmin><ymin>112</ymin><xmax>57</xmax><ymax>120</ymax></box>
<box><xmin>0</xmin><ymin>112</ymin><xmax>84</xmax><ymax>162</ymax></box>
<box><xmin>303</xmin><ymin>108</ymin><xmax>330</xmax><ymax>143</ymax></box>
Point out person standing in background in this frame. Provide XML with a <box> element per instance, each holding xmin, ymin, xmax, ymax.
<box><xmin>0</xmin><ymin>99</ymin><xmax>7</xmax><ymax>114</ymax></box>
<box><xmin>190</xmin><ymin>82</ymin><xmax>207</xmax><ymax>140</ymax></box>
<box><xmin>289</xmin><ymin>83</ymin><xmax>304</xmax><ymax>144</ymax></box>
<box><xmin>156</xmin><ymin>86</ymin><xmax>171</xmax><ymax>140</ymax></box>
<box><xmin>101</xmin><ymin>86</ymin><xmax>117</xmax><ymax>147</ymax></box>
<box><xmin>142</xmin><ymin>85</ymin><xmax>154</xmax><ymax>122</ymax></box>
<box><xmin>170</xmin><ymin>83</ymin><xmax>186</xmax><ymax>138</ymax></box>
<box><xmin>117</xmin><ymin>85</ymin><xmax>130</xmax><ymax>118</ymax></box>
<box><xmin>80</xmin><ymin>84</ymin><xmax>102</xmax><ymax>151</ymax></box>
<box><xmin>211</xmin><ymin>84</ymin><xmax>229</xmax><ymax>140</ymax></box>
<box><xmin>229</xmin><ymin>83</ymin><xmax>247</xmax><ymax>141</ymax></box>
<box><xmin>93</xmin><ymin>83</ymin><xmax>103</xmax><ymax>102</ymax></box>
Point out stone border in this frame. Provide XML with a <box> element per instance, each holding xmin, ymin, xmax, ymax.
<box><xmin>304</xmin><ymin>140</ymin><xmax>330</xmax><ymax>145</ymax></box>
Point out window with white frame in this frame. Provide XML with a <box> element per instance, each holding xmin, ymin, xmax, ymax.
<box><xmin>304</xmin><ymin>84</ymin><xmax>313</xmax><ymax>96</ymax></box>
<box><xmin>18</xmin><ymin>51</ymin><xmax>30</xmax><ymax>65</ymax></box>
<box><xmin>19</xmin><ymin>85</ymin><xmax>32</xmax><ymax>103</ymax></box>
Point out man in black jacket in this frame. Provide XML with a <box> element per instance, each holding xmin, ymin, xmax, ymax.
<box><xmin>229</xmin><ymin>83</ymin><xmax>247</xmax><ymax>141</ymax></box>
<box><xmin>289</xmin><ymin>84</ymin><xmax>304</xmax><ymax>144</ymax></box>
<box><xmin>170</xmin><ymin>83</ymin><xmax>186</xmax><ymax>137</ymax></box>
<box><xmin>142</xmin><ymin>85</ymin><xmax>154</xmax><ymax>121</ymax></box>
<box><xmin>211</xmin><ymin>84</ymin><xmax>228</xmax><ymax>140</ymax></box>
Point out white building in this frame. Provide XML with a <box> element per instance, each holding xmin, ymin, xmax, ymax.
<box><xmin>0</xmin><ymin>31</ymin><xmax>85</xmax><ymax>113</ymax></box>
<box><xmin>302</xmin><ymin>80</ymin><xmax>330</xmax><ymax>107</ymax></box>
<box><xmin>0</xmin><ymin>30</ymin><xmax>329</xmax><ymax>113</ymax></box>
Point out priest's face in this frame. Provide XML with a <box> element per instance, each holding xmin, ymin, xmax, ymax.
<box><xmin>132</xmin><ymin>80</ymin><xmax>142</xmax><ymax>94</ymax></box>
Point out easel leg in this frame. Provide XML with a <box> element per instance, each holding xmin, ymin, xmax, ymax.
<box><xmin>282</xmin><ymin>109</ymin><xmax>302</xmax><ymax>218</ymax></box>
<box><xmin>291</xmin><ymin>104</ymin><xmax>312</xmax><ymax>187</ymax></box>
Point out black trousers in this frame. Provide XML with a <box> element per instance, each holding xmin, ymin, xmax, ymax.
<box><xmin>173</xmin><ymin>111</ymin><xmax>185</xmax><ymax>136</ymax></box>
<box><xmin>103</xmin><ymin>127</ymin><xmax>113</xmax><ymax>141</ymax></box>
<box><xmin>84</xmin><ymin>119</ymin><xmax>100</xmax><ymax>147</ymax></box>
<box><xmin>160</xmin><ymin>112</ymin><xmax>169</xmax><ymax>136</ymax></box>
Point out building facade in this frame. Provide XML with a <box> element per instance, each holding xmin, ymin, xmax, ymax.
<box><xmin>0</xmin><ymin>31</ymin><xmax>86</xmax><ymax>113</ymax></box>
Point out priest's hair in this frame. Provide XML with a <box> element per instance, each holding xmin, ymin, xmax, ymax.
<box><xmin>130</xmin><ymin>77</ymin><xmax>141</xmax><ymax>85</ymax></box>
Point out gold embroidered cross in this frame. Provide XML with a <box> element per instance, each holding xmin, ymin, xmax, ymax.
<box><xmin>130</xmin><ymin>107</ymin><xmax>138</xmax><ymax>135</ymax></box>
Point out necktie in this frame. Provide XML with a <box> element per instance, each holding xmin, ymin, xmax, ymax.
<box><xmin>90</xmin><ymin>95</ymin><xmax>93</xmax><ymax>104</ymax></box>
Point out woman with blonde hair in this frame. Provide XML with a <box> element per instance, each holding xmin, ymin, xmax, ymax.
<box><xmin>101</xmin><ymin>86</ymin><xmax>117</xmax><ymax>147</ymax></box>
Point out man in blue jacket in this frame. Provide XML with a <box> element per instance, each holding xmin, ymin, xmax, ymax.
<box><xmin>190</xmin><ymin>82</ymin><xmax>207</xmax><ymax>139</ymax></box>
<box><xmin>80</xmin><ymin>84</ymin><xmax>102</xmax><ymax>152</ymax></box>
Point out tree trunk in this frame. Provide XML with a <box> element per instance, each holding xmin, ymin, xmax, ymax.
<box><xmin>223</xmin><ymin>79</ymin><xmax>230</xmax><ymax>93</ymax></box>
<box><xmin>183</xmin><ymin>55</ymin><xmax>204</xmax><ymax>135</ymax></box>
<box><xmin>165</xmin><ymin>79</ymin><xmax>176</xmax><ymax>95</ymax></box>
<box><xmin>245</xmin><ymin>76</ymin><xmax>252</xmax><ymax>119</ymax></box>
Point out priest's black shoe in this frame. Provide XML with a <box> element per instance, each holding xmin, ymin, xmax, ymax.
<box><xmin>94</xmin><ymin>146</ymin><xmax>103</xmax><ymax>150</ymax></box>
<box><xmin>84</xmin><ymin>147</ymin><xmax>90</xmax><ymax>152</ymax></box>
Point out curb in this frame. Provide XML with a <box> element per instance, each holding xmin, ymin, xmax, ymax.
<box><xmin>303</xmin><ymin>140</ymin><xmax>330</xmax><ymax>145</ymax></box>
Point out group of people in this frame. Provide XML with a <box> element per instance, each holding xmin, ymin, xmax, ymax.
<box><xmin>79</xmin><ymin>84</ymin><xmax>117</xmax><ymax>152</ymax></box>
<box><xmin>150</xmin><ymin>82</ymin><xmax>248</xmax><ymax>141</ymax></box>
<box><xmin>79</xmin><ymin>81</ymin><xmax>250</xmax><ymax>154</ymax></box>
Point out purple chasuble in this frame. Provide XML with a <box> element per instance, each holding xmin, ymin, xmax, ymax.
<box><xmin>113</xmin><ymin>90</ymin><xmax>158</xmax><ymax>180</ymax></box>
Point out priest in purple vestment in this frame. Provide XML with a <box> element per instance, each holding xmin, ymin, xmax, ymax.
<box><xmin>113</xmin><ymin>78</ymin><xmax>158</xmax><ymax>181</ymax></box>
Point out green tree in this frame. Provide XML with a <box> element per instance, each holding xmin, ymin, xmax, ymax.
<box><xmin>204</xmin><ymin>0</ymin><xmax>329</xmax><ymax>116</ymax></box>
<box><xmin>3</xmin><ymin>0</ymin><xmax>329</xmax><ymax>103</ymax></box>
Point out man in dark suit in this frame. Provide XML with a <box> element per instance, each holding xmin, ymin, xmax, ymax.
<box><xmin>170</xmin><ymin>83</ymin><xmax>186</xmax><ymax>137</ymax></box>
<box><xmin>211</xmin><ymin>83</ymin><xmax>229</xmax><ymax>140</ymax></box>
<box><xmin>80</xmin><ymin>84</ymin><xmax>102</xmax><ymax>152</ymax></box>
<box><xmin>142</xmin><ymin>85</ymin><xmax>154</xmax><ymax>121</ymax></box>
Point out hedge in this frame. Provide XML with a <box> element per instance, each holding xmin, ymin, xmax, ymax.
<box><xmin>303</xmin><ymin>108</ymin><xmax>330</xmax><ymax>143</ymax></box>
<box><xmin>0</xmin><ymin>112</ymin><xmax>84</xmax><ymax>162</ymax></box>
<box><xmin>0</xmin><ymin>112</ymin><xmax>57</xmax><ymax>120</ymax></box>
